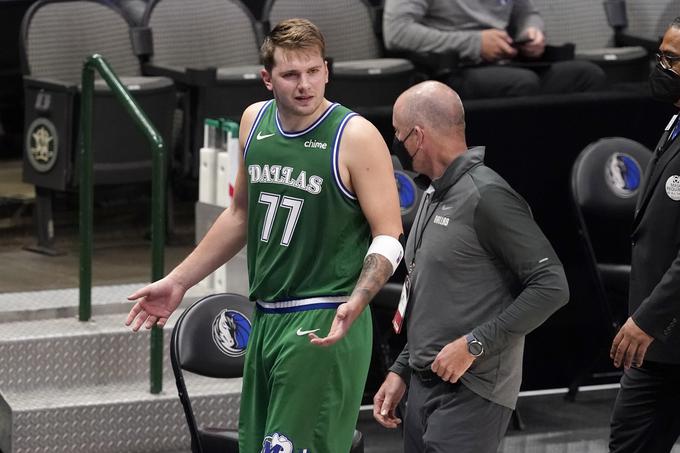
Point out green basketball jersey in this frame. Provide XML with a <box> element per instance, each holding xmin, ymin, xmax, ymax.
<box><xmin>243</xmin><ymin>100</ymin><xmax>371</xmax><ymax>303</ymax></box>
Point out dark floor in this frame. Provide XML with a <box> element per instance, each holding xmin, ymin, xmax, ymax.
<box><xmin>358</xmin><ymin>387</ymin><xmax>620</xmax><ymax>453</ymax></box>
<box><xmin>1</xmin><ymin>159</ymin><xmax>678</xmax><ymax>453</ymax></box>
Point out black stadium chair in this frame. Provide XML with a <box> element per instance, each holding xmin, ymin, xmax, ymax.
<box><xmin>263</xmin><ymin>0</ymin><xmax>415</xmax><ymax>114</ymax></box>
<box><xmin>20</xmin><ymin>0</ymin><xmax>175</xmax><ymax>254</ymax></box>
<box><xmin>625</xmin><ymin>0</ymin><xmax>679</xmax><ymax>51</ymax></box>
<box><xmin>533</xmin><ymin>0</ymin><xmax>650</xmax><ymax>84</ymax></box>
<box><xmin>139</xmin><ymin>0</ymin><xmax>269</xmax><ymax>177</ymax></box>
<box><xmin>171</xmin><ymin>293</ymin><xmax>365</xmax><ymax>453</ymax></box>
<box><xmin>567</xmin><ymin>136</ymin><xmax>652</xmax><ymax>398</ymax></box>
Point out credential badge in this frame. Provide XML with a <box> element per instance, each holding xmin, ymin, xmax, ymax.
<box><xmin>665</xmin><ymin>175</ymin><xmax>680</xmax><ymax>201</ymax></box>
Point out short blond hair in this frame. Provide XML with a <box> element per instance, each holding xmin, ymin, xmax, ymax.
<box><xmin>261</xmin><ymin>18</ymin><xmax>326</xmax><ymax>72</ymax></box>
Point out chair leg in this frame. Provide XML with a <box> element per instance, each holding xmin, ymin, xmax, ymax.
<box><xmin>565</xmin><ymin>343</ymin><xmax>621</xmax><ymax>402</ymax></box>
<box><xmin>23</xmin><ymin>186</ymin><xmax>63</xmax><ymax>256</ymax></box>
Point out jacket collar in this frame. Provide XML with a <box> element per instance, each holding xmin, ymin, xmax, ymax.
<box><xmin>633</xmin><ymin>112</ymin><xmax>680</xmax><ymax>230</ymax></box>
<box><xmin>633</xmin><ymin>138</ymin><xmax>680</xmax><ymax>230</ymax></box>
<box><xmin>431</xmin><ymin>146</ymin><xmax>485</xmax><ymax>198</ymax></box>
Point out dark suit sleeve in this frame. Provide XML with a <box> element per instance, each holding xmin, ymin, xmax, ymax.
<box><xmin>389</xmin><ymin>343</ymin><xmax>412</xmax><ymax>384</ymax></box>
<box><xmin>471</xmin><ymin>184</ymin><xmax>570</xmax><ymax>355</ymax></box>
<box><xmin>633</xmin><ymin>255</ymin><xmax>680</xmax><ymax>342</ymax></box>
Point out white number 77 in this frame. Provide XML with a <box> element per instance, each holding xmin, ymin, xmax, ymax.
<box><xmin>257</xmin><ymin>192</ymin><xmax>304</xmax><ymax>246</ymax></box>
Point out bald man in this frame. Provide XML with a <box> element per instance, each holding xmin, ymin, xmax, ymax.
<box><xmin>372</xmin><ymin>81</ymin><xmax>569</xmax><ymax>453</ymax></box>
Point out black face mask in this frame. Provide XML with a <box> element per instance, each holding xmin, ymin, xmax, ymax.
<box><xmin>391</xmin><ymin>128</ymin><xmax>432</xmax><ymax>189</ymax></box>
<box><xmin>649</xmin><ymin>63</ymin><xmax>680</xmax><ymax>104</ymax></box>
<box><xmin>391</xmin><ymin>128</ymin><xmax>416</xmax><ymax>171</ymax></box>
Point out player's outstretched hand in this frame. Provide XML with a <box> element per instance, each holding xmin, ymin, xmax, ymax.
<box><xmin>125</xmin><ymin>276</ymin><xmax>187</xmax><ymax>331</ymax></box>
<box><xmin>309</xmin><ymin>302</ymin><xmax>361</xmax><ymax>347</ymax></box>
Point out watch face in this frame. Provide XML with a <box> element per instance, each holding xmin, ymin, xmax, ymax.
<box><xmin>468</xmin><ymin>340</ymin><xmax>483</xmax><ymax>356</ymax></box>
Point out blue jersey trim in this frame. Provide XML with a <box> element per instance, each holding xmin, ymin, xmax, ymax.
<box><xmin>275</xmin><ymin>103</ymin><xmax>339</xmax><ymax>137</ymax></box>
<box><xmin>332</xmin><ymin>112</ymin><xmax>358</xmax><ymax>201</ymax></box>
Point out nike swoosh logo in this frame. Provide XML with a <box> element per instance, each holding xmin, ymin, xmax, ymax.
<box><xmin>256</xmin><ymin>131</ymin><xmax>275</xmax><ymax>140</ymax></box>
<box><xmin>441</xmin><ymin>205</ymin><xmax>454</xmax><ymax>211</ymax></box>
<box><xmin>296</xmin><ymin>328</ymin><xmax>320</xmax><ymax>336</ymax></box>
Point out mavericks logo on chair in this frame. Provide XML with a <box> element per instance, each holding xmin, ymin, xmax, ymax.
<box><xmin>395</xmin><ymin>170</ymin><xmax>417</xmax><ymax>215</ymax></box>
<box><xmin>211</xmin><ymin>309</ymin><xmax>252</xmax><ymax>357</ymax></box>
<box><xmin>604</xmin><ymin>152</ymin><xmax>642</xmax><ymax>198</ymax></box>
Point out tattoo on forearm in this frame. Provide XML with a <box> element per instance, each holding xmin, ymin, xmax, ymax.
<box><xmin>350</xmin><ymin>254</ymin><xmax>393</xmax><ymax>304</ymax></box>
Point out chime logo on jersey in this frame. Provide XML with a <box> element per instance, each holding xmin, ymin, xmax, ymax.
<box><xmin>261</xmin><ymin>432</ymin><xmax>294</xmax><ymax>453</ymax></box>
<box><xmin>249</xmin><ymin>164</ymin><xmax>323</xmax><ymax>194</ymax></box>
<box><xmin>604</xmin><ymin>152</ymin><xmax>642</xmax><ymax>198</ymax></box>
<box><xmin>304</xmin><ymin>139</ymin><xmax>328</xmax><ymax>150</ymax></box>
<box><xmin>211</xmin><ymin>309</ymin><xmax>251</xmax><ymax>357</ymax></box>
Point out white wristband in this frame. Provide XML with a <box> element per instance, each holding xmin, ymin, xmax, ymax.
<box><xmin>366</xmin><ymin>235</ymin><xmax>404</xmax><ymax>275</ymax></box>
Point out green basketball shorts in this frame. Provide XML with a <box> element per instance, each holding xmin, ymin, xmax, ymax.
<box><xmin>239</xmin><ymin>299</ymin><xmax>372</xmax><ymax>453</ymax></box>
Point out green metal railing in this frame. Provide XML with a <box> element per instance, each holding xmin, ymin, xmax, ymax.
<box><xmin>79</xmin><ymin>54</ymin><xmax>166</xmax><ymax>393</ymax></box>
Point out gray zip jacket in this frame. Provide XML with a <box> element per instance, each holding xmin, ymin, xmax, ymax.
<box><xmin>383</xmin><ymin>0</ymin><xmax>544</xmax><ymax>63</ymax></box>
<box><xmin>390</xmin><ymin>146</ymin><xmax>569</xmax><ymax>409</ymax></box>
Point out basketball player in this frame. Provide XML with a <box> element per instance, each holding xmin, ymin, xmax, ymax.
<box><xmin>125</xmin><ymin>18</ymin><xmax>403</xmax><ymax>453</ymax></box>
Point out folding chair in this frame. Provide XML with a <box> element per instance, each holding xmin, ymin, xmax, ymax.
<box><xmin>567</xmin><ymin>136</ymin><xmax>652</xmax><ymax>398</ymax></box>
<box><xmin>171</xmin><ymin>292</ymin><xmax>365</xmax><ymax>452</ymax></box>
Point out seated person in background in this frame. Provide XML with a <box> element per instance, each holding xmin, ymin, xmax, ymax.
<box><xmin>383</xmin><ymin>0</ymin><xmax>607</xmax><ymax>99</ymax></box>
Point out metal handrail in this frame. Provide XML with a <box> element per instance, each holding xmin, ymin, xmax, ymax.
<box><xmin>79</xmin><ymin>54</ymin><xmax>166</xmax><ymax>394</ymax></box>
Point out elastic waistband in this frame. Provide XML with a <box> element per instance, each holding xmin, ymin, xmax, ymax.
<box><xmin>256</xmin><ymin>296</ymin><xmax>348</xmax><ymax>314</ymax></box>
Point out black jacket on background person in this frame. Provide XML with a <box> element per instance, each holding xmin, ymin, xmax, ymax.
<box><xmin>629</xmin><ymin>114</ymin><xmax>680</xmax><ymax>363</ymax></box>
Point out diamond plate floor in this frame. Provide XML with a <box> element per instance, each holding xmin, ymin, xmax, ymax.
<box><xmin>0</xmin><ymin>303</ymin><xmax>240</xmax><ymax>453</ymax></box>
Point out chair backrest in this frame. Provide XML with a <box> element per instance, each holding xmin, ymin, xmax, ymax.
<box><xmin>626</xmin><ymin>0</ymin><xmax>680</xmax><ymax>44</ymax></box>
<box><xmin>171</xmin><ymin>293</ymin><xmax>254</xmax><ymax>379</ymax></box>
<box><xmin>533</xmin><ymin>0</ymin><xmax>614</xmax><ymax>49</ymax></box>
<box><xmin>21</xmin><ymin>0</ymin><xmax>142</xmax><ymax>84</ymax></box>
<box><xmin>143</xmin><ymin>0</ymin><xmax>262</xmax><ymax>69</ymax></box>
<box><xmin>113</xmin><ymin>0</ymin><xmax>149</xmax><ymax>25</ymax></box>
<box><xmin>571</xmin><ymin>137</ymin><xmax>651</xmax><ymax>265</ymax></box>
<box><xmin>264</xmin><ymin>0</ymin><xmax>382</xmax><ymax>61</ymax></box>
<box><xmin>171</xmin><ymin>293</ymin><xmax>253</xmax><ymax>453</ymax></box>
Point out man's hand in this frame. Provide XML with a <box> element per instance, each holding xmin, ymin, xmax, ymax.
<box><xmin>373</xmin><ymin>372</ymin><xmax>407</xmax><ymax>429</ymax></box>
<box><xmin>610</xmin><ymin>317</ymin><xmax>654</xmax><ymax>369</ymax></box>
<box><xmin>309</xmin><ymin>302</ymin><xmax>362</xmax><ymax>346</ymax></box>
<box><xmin>518</xmin><ymin>27</ymin><xmax>545</xmax><ymax>59</ymax></box>
<box><xmin>431</xmin><ymin>336</ymin><xmax>476</xmax><ymax>383</ymax></box>
<box><xmin>480</xmin><ymin>29</ymin><xmax>517</xmax><ymax>62</ymax></box>
<box><xmin>125</xmin><ymin>276</ymin><xmax>187</xmax><ymax>331</ymax></box>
